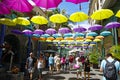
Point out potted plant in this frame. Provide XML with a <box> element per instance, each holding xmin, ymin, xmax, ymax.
<box><xmin>89</xmin><ymin>52</ymin><xmax>100</xmax><ymax>69</ymax></box>
<box><xmin>109</xmin><ymin>45</ymin><xmax>120</xmax><ymax>60</ymax></box>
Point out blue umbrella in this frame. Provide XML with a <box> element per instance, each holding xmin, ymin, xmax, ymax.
<box><xmin>86</xmin><ymin>32</ymin><xmax>98</xmax><ymax>36</ymax></box>
<box><xmin>100</xmin><ymin>31</ymin><xmax>111</xmax><ymax>36</ymax></box>
<box><xmin>63</xmin><ymin>33</ymin><xmax>73</xmax><ymax>37</ymax></box>
<box><xmin>74</xmin><ymin>33</ymin><xmax>85</xmax><ymax>37</ymax></box>
<box><xmin>52</xmin><ymin>33</ymin><xmax>62</xmax><ymax>38</ymax></box>
<box><xmin>41</xmin><ymin>34</ymin><xmax>50</xmax><ymax>38</ymax></box>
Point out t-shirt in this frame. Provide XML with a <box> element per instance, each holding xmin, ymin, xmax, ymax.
<box><xmin>100</xmin><ymin>57</ymin><xmax>120</xmax><ymax>80</ymax></box>
<box><xmin>37</xmin><ymin>60</ymin><xmax>44</xmax><ymax>69</ymax></box>
<box><xmin>49</xmin><ymin>57</ymin><xmax>54</xmax><ymax>65</ymax></box>
<box><xmin>26</xmin><ymin>57</ymin><xmax>34</xmax><ymax>68</ymax></box>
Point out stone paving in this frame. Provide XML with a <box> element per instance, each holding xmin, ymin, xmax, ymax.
<box><xmin>40</xmin><ymin>67</ymin><xmax>103</xmax><ymax>80</ymax></box>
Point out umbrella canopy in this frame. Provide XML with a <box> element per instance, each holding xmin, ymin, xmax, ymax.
<box><xmin>31</xmin><ymin>16</ymin><xmax>48</xmax><ymax>25</ymax></box>
<box><xmin>45</xmin><ymin>28</ymin><xmax>57</xmax><ymax>35</ymax></box>
<box><xmin>33</xmin><ymin>0</ymin><xmax>62</xmax><ymax>9</ymax></box>
<box><xmin>63</xmin><ymin>33</ymin><xmax>73</xmax><ymax>37</ymax></box>
<box><xmin>33</xmin><ymin>29</ymin><xmax>44</xmax><ymax>35</ymax></box>
<box><xmin>95</xmin><ymin>36</ymin><xmax>104</xmax><ymax>39</ymax></box>
<box><xmin>115</xmin><ymin>10</ymin><xmax>120</xmax><ymax>18</ymax></box>
<box><xmin>74</xmin><ymin>33</ymin><xmax>85</xmax><ymax>37</ymax></box>
<box><xmin>66</xmin><ymin>0</ymin><xmax>89</xmax><ymax>4</ymax></box>
<box><xmin>75</xmin><ymin>37</ymin><xmax>84</xmax><ymax>40</ymax></box>
<box><xmin>93</xmin><ymin>39</ymin><xmax>101</xmax><ymax>42</ymax></box>
<box><xmin>69</xmin><ymin>12</ymin><xmax>88</xmax><ymax>22</ymax></box>
<box><xmin>32</xmin><ymin>34</ymin><xmax>40</xmax><ymax>38</ymax></box>
<box><xmin>86</xmin><ymin>36</ymin><xmax>94</xmax><ymax>39</ymax></box>
<box><xmin>13</xmin><ymin>17</ymin><xmax>30</xmax><ymax>26</ymax></box>
<box><xmin>55</xmin><ymin>37</ymin><xmax>63</xmax><ymax>40</ymax></box>
<box><xmin>22</xmin><ymin>29</ymin><xmax>33</xmax><ymax>36</ymax></box>
<box><xmin>91</xmin><ymin>9</ymin><xmax>114</xmax><ymax>20</ymax></box>
<box><xmin>105</xmin><ymin>22</ymin><xmax>120</xmax><ymax>29</ymax></box>
<box><xmin>88</xmin><ymin>24</ymin><xmax>103</xmax><ymax>31</ymax></box>
<box><xmin>100</xmin><ymin>31</ymin><xmax>111</xmax><ymax>36</ymax></box>
<box><xmin>86</xmin><ymin>32</ymin><xmax>98</xmax><ymax>37</ymax></box>
<box><xmin>0</xmin><ymin>18</ymin><xmax>16</xmax><ymax>26</ymax></box>
<box><xmin>41</xmin><ymin>34</ymin><xmax>50</xmax><ymax>38</ymax></box>
<box><xmin>0</xmin><ymin>2</ymin><xmax>10</xmax><ymax>15</ymax></box>
<box><xmin>11</xmin><ymin>29</ymin><xmax>23</xmax><ymax>35</ymax></box>
<box><xmin>2</xmin><ymin>0</ymin><xmax>33</xmax><ymax>12</ymax></box>
<box><xmin>73</xmin><ymin>26</ymin><xmax>86</xmax><ymax>32</ymax></box>
<box><xmin>52</xmin><ymin>33</ymin><xmax>62</xmax><ymax>38</ymax></box>
<box><xmin>49</xmin><ymin>14</ymin><xmax>68</xmax><ymax>23</ymax></box>
<box><xmin>58</xmin><ymin>27</ymin><xmax>71</xmax><ymax>34</ymax></box>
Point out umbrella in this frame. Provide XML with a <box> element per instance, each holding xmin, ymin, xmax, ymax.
<box><xmin>91</xmin><ymin>9</ymin><xmax>114</xmax><ymax>20</ymax></box>
<box><xmin>13</xmin><ymin>17</ymin><xmax>30</xmax><ymax>26</ymax></box>
<box><xmin>93</xmin><ymin>39</ymin><xmax>101</xmax><ymax>42</ymax></box>
<box><xmin>0</xmin><ymin>18</ymin><xmax>16</xmax><ymax>26</ymax></box>
<box><xmin>58</xmin><ymin>27</ymin><xmax>71</xmax><ymax>34</ymax></box>
<box><xmin>63</xmin><ymin>33</ymin><xmax>73</xmax><ymax>37</ymax></box>
<box><xmin>31</xmin><ymin>16</ymin><xmax>48</xmax><ymax>25</ymax></box>
<box><xmin>49</xmin><ymin>14</ymin><xmax>68</xmax><ymax>23</ymax></box>
<box><xmin>95</xmin><ymin>36</ymin><xmax>104</xmax><ymax>39</ymax></box>
<box><xmin>88</xmin><ymin>24</ymin><xmax>103</xmax><ymax>31</ymax></box>
<box><xmin>32</xmin><ymin>34</ymin><xmax>40</xmax><ymax>38</ymax></box>
<box><xmin>33</xmin><ymin>0</ymin><xmax>62</xmax><ymax>9</ymax></box>
<box><xmin>69</xmin><ymin>12</ymin><xmax>88</xmax><ymax>22</ymax></box>
<box><xmin>2</xmin><ymin>0</ymin><xmax>33</xmax><ymax>12</ymax></box>
<box><xmin>74</xmin><ymin>33</ymin><xmax>85</xmax><ymax>37</ymax></box>
<box><xmin>66</xmin><ymin>0</ymin><xmax>89</xmax><ymax>4</ymax></box>
<box><xmin>0</xmin><ymin>2</ymin><xmax>10</xmax><ymax>15</ymax></box>
<box><xmin>55</xmin><ymin>37</ymin><xmax>64</xmax><ymax>40</ymax></box>
<box><xmin>86</xmin><ymin>32</ymin><xmax>98</xmax><ymax>37</ymax></box>
<box><xmin>11</xmin><ymin>29</ymin><xmax>23</xmax><ymax>35</ymax></box>
<box><xmin>75</xmin><ymin>37</ymin><xmax>84</xmax><ymax>40</ymax></box>
<box><xmin>33</xmin><ymin>29</ymin><xmax>44</xmax><ymax>35</ymax></box>
<box><xmin>45</xmin><ymin>28</ymin><xmax>57</xmax><ymax>35</ymax></box>
<box><xmin>115</xmin><ymin>10</ymin><xmax>120</xmax><ymax>18</ymax></box>
<box><xmin>105</xmin><ymin>22</ymin><xmax>120</xmax><ymax>29</ymax></box>
<box><xmin>86</xmin><ymin>36</ymin><xmax>94</xmax><ymax>39</ymax></box>
<box><xmin>41</xmin><ymin>34</ymin><xmax>50</xmax><ymax>38</ymax></box>
<box><xmin>73</xmin><ymin>26</ymin><xmax>87</xmax><ymax>32</ymax></box>
<box><xmin>22</xmin><ymin>29</ymin><xmax>33</xmax><ymax>36</ymax></box>
<box><xmin>100</xmin><ymin>31</ymin><xmax>111</xmax><ymax>36</ymax></box>
<box><xmin>52</xmin><ymin>33</ymin><xmax>62</xmax><ymax>38</ymax></box>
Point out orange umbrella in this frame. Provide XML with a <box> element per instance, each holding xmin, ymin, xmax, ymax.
<box><xmin>46</xmin><ymin>37</ymin><xmax>55</xmax><ymax>41</ymax></box>
<box><xmin>75</xmin><ymin>37</ymin><xmax>84</xmax><ymax>40</ymax></box>
<box><xmin>95</xmin><ymin>36</ymin><xmax>104</xmax><ymax>39</ymax></box>
<box><xmin>55</xmin><ymin>37</ymin><xmax>63</xmax><ymax>40</ymax></box>
<box><xmin>86</xmin><ymin>36</ymin><xmax>94</xmax><ymax>39</ymax></box>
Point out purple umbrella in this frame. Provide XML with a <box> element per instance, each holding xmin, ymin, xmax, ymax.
<box><xmin>22</xmin><ymin>29</ymin><xmax>33</xmax><ymax>36</ymax></box>
<box><xmin>88</xmin><ymin>24</ymin><xmax>103</xmax><ymax>31</ymax></box>
<box><xmin>66</xmin><ymin>0</ymin><xmax>89</xmax><ymax>4</ymax></box>
<box><xmin>33</xmin><ymin>29</ymin><xmax>44</xmax><ymax>35</ymax></box>
<box><xmin>2</xmin><ymin>0</ymin><xmax>33</xmax><ymax>12</ymax></box>
<box><xmin>58</xmin><ymin>27</ymin><xmax>71</xmax><ymax>34</ymax></box>
<box><xmin>45</xmin><ymin>28</ymin><xmax>57</xmax><ymax>35</ymax></box>
<box><xmin>11</xmin><ymin>29</ymin><xmax>23</xmax><ymax>35</ymax></box>
<box><xmin>33</xmin><ymin>0</ymin><xmax>62</xmax><ymax>9</ymax></box>
<box><xmin>105</xmin><ymin>22</ymin><xmax>120</xmax><ymax>29</ymax></box>
<box><xmin>73</xmin><ymin>26</ymin><xmax>86</xmax><ymax>33</ymax></box>
<box><xmin>0</xmin><ymin>2</ymin><xmax>10</xmax><ymax>15</ymax></box>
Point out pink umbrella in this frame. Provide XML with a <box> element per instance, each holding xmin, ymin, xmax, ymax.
<box><xmin>2</xmin><ymin>0</ymin><xmax>33</xmax><ymax>12</ymax></box>
<box><xmin>0</xmin><ymin>2</ymin><xmax>11</xmax><ymax>14</ymax></box>
<box><xmin>66</xmin><ymin>0</ymin><xmax>89</xmax><ymax>4</ymax></box>
<box><xmin>33</xmin><ymin>0</ymin><xmax>62</xmax><ymax>9</ymax></box>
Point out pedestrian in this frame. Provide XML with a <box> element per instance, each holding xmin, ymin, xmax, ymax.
<box><xmin>25</xmin><ymin>52</ymin><xmax>36</xmax><ymax>80</ymax></box>
<box><xmin>48</xmin><ymin>54</ymin><xmax>54</xmax><ymax>74</ymax></box>
<box><xmin>100</xmin><ymin>53</ymin><xmax>120</xmax><ymax>80</ymax></box>
<box><xmin>37</xmin><ymin>54</ymin><xmax>45</xmax><ymax>80</ymax></box>
<box><xmin>84</xmin><ymin>58</ymin><xmax>90</xmax><ymax>80</ymax></box>
<box><xmin>76</xmin><ymin>57</ymin><xmax>83</xmax><ymax>79</ymax></box>
<box><xmin>54</xmin><ymin>54</ymin><xmax>58</xmax><ymax>71</ymax></box>
<box><xmin>56</xmin><ymin>55</ymin><xmax>61</xmax><ymax>73</ymax></box>
<box><xmin>69</xmin><ymin>55</ymin><xmax>74</xmax><ymax>70</ymax></box>
<box><xmin>61</xmin><ymin>55</ymin><xmax>66</xmax><ymax>71</ymax></box>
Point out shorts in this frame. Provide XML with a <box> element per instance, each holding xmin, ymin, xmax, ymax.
<box><xmin>28</xmin><ymin>67</ymin><xmax>34</xmax><ymax>73</ymax></box>
<box><xmin>38</xmin><ymin>68</ymin><xmax>43</xmax><ymax>75</ymax></box>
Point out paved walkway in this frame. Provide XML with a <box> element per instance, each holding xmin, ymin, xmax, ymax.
<box><xmin>40</xmin><ymin>67</ymin><xmax>103</xmax><ymax>80</ymax></box>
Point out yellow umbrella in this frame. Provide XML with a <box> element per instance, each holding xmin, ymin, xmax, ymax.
<box><xmin>46</xmin><ymin>37</ymin><xmax>55</xmax><ymax>41</ymax></box>
<box><xmin>93</xmin><ymin>39</ymin><xmax>101</xmax><ymax>42</ymax></box>
<box><xmin>76</xmin><ymin>40</ymin><xmax>84</xmax><ymax>42</ymax></box>
<box><xmin>91</xmin><ymin>9</ymin><xmax>114</xmax><ymax>20</ymax></box>
<box><xmin>115</xmin><ymin>10</ymin><xmax>120</xmax><ymax>18</ymax></box>
<box><xmin>53</xmin><ymin>40</ymin><xmax>60</xmax><ymax>42</ymax></box>
<box><xmin>49</xmin><ymin>14</ymin><xmax>68</xmax><ymax>23</ymax></box>
<box><xmin>0</xmin><ymin>18</ymin><xmax>16</xmax><ymax>26</ymax></box>
<box><xmin>13</xmin><ymin>17</ymin><xmax>30</xmax><ymax>26</ymax></box>
<box><xmin>31</xmin><ymin>16</ymin><xmax>48</xmax><ymax>25</ymax></box>
<box><xmin>85</xmin><ymin>39</ymin><xmax>92</xmax><ymax>42</ymax></box>
<box><xmin>69</xmin><ymin>12</ymin><xmax>88</xmax><ymax>22</ymax></box>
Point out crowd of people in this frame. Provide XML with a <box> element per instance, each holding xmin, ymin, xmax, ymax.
<box><xmin>25</xmin><ymin>52</ymin><xmax>91</xmax><ymax>80</ymax></box>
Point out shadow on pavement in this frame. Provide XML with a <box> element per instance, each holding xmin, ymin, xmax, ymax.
<box><xmin>43</xmin><ymin>75</ymin><xmax>65</xmax><ymax>80</ymax></box>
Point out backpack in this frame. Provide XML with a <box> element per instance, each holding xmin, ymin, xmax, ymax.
<box><xmin>103</xmin><ymin>59</ymin><xmax>117</xmax><ymax>80</ymax></box>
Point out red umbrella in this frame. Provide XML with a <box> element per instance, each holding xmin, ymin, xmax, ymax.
<box><xmin>0</xmin><ymin>2</ymin><xmax>11</xmax><ymax>14</ymax></box>
<box><xmin>2</xmin><ymin>0</ymin><xmax>33</xmax><ymax>12</ymax></box>
<box><xmin>66</xmin><ymin>0</ymin><xmax>89</xmax><ymax>4</ymax></box>
<box><xmin>33</xmin><ymin>0</ymin><xmax>62</xmax><ymax>9</ymax></box>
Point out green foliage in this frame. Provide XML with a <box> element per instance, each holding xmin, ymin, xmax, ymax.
<box><xmin>109</xmin><ymin>45</ymin><xmax>120</xmax><ymax>60</ymax></box>
<box><xmin>89</xmin><ymin>52</ymin><xmax>100</xmax><ymax>64</ymax></box>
